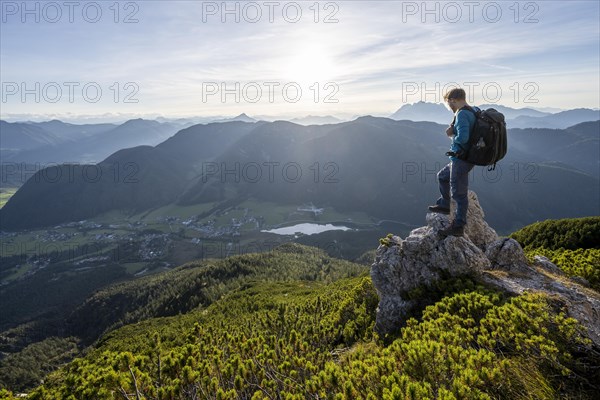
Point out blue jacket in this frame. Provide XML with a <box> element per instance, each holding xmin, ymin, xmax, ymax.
<box><xmin>449</xmin><ymin>106</ymin><xmax>479</xmax><ymax>161</ymax></box>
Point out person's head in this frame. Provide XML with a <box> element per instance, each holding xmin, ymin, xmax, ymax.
<box><xmin>443</xmin><ymin>88</ymin><xmax>467</xmax><ymax>112</ymax></box>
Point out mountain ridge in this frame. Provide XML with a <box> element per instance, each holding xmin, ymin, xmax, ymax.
<box><xmin>1</xmin><ymin>118</ymin><xmax>598</xmax><ymax>232</ymax></box>
<box><xmin>0</xmin><ymin>118</ymin><xmax>182</xmax><ymax>164</ymax></box>
<box><xmin>389</xmin><ymin>101</ymin><xmax>599</xmax><ymax>128</ymax></box>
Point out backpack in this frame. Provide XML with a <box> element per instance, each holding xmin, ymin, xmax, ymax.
<box><xmin>453</xmin><ymin>105</ymin><xmax>507</xmax><ymax>170</ymax></box>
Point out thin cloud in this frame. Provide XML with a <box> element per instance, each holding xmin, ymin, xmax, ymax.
<box><xmin>1</xmin><ymin>0</ymin><xmax>598</xmax><ymax>118</ymax></box>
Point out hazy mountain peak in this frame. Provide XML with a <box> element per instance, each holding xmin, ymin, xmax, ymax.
<box><xmin>389</xmin><ymin>101</ymin><xmax>600</xmax><ymax>128</ymax></box>
<box><xmin>389</xmin><ymin>102</ymin><xmax>449</xmax><ymax>124</ymax></box>
<box><xmin>211</xmin><ymin>113</ymin><xmax>257</xmax><ymax>123</ymax></box>
<box><xmin>122</xmin><ymin>118</ymin><xmax>152</xmax><ymax>125</ymax></box>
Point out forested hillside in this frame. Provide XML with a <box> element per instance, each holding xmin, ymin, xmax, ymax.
<box><xmin>67</xmin><ymin>244</ymin><xmax>367</xmax><ymax>344</ymax></box>
<box><xmin>1</xmin><ymin>218</ymin><xmax>599</xmax><ymax>399</ymax></box>
<box><xmin>0</xmin><ymin>244</ymin><xmax>366</xmax><ymax>392</ymax></box>
<box><xmin>12</xmin><ymin>276</ymin><xmax>599</xmax><ymax>399</ymax></box>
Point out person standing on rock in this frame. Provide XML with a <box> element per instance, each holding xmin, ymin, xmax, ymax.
<box><xmin>428</xmin><ymin>88</ymin><xmax>478</xmax><ymax>237</ymax></box>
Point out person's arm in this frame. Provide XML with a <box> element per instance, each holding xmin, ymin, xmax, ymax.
<box><xmin>451</xmin><ymin>110</ymin><xmax>471</xmax><ymax>152</ymax></box>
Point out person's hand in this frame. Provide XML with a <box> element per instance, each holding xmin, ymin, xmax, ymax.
<box><xmin>446</xmin><ymin>125</ymin><xmax>454</xmax><ymax>137</ymax></box>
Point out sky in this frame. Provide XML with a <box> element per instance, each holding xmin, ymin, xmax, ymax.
<box><xmin>1</xmin><ymin>0</ymin><xmax>599</xmax><ymax>122</ymax></box>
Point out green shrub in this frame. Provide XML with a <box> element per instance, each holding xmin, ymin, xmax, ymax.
<box><xmin>510</xmin><ymin>217</ymin><xmax>600</xmax><ymax>250</ymax></box>
<box><xmin>27</xmin><ymin>279</ymin><xmax>595</xmax><ymax>399</ymax></box>
<box><xmin>525</xmin><ymin>247</ymin><xmax>600</xmax><ymax>290</ymax></box>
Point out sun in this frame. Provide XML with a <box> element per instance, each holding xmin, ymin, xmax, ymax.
<box><xmin>285</xmin><ymin>44</ymin><xmax>338</xmax><ymax>86</ymax></box>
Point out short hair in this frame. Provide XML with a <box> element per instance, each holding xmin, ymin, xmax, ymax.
<box><xmin>444</xmin><ymin>88</ymin><xmax>466</xmax><ymax>101</ymax></box>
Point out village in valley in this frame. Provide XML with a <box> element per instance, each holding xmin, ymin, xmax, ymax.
<box><xmin>0</xmin><ymin>202</ymin><xmax>368</xmax><ymax>286</ymax></box>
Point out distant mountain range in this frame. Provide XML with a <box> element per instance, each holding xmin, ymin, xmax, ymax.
<box><xmin>508</xmin><ymin>121</ymin><xmax>600</xmax><ymax>178</ymax></box>
<box><xmin>509</xmin><ymin>108</ymin><xmax>600</xmax><ymax>129</ymax></box>
<box><xmin>390</xmin><ymin>101</ymin><xmax>600</xmax><ymax>128</ymax></box>
<box><xmin>0</xmin><ymin>114</ymin><xmax>350</xmax><ymax>167</ymax></box>
<box><xmin>1</xmin><ymin>118</ymin><xmax>598</xmax><ymax>233</ymax></box>
<box><xmin>3</xmin><ymin>103</ymin><xmax>596</xmax><ymax>166</ymax></box>
<box><xmin>1</xmin><ymin>120</ymin><xmax>64</xmax><ymax>150</ymax></box>
<box><xmin>1</xmin><ymin>119</ymin><xmax>183</xmax><ymax>165</ymax></box>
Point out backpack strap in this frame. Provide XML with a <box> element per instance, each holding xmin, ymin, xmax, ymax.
<box><xmin>451</xmin><ymin>105</ymin><xmax>476</xmax><ymax>125</ymax></box>
<box><xmin>462</xmin><ymin>105</ymin><xmax>477</xmax><ymax>114</ymax></box>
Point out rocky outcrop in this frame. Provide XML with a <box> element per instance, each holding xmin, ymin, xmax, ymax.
<box><xmin>455</xmin><ymin>191</ymin><xmax>499</xmax><ymax>251</ymax></box>
<box><xmin>370</xmin><ymin>190</ymin><xmax>600</xmax><ymax>347</ymax></box>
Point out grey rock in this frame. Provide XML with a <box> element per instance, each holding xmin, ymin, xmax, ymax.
<box><xmin>532</xmin><ymin>255</ymin><xmax>565</xmax><ymax>276</ymax></box>
<box><xmin>459</xmin><ymin>191</ymin><xmax>499</xmax><ymax>251</ymax></box>
<box><xmin>571</xmin><ymin>276</ymin><xmax>591</xmax><ymax>287</ymax></box>
<box><xmin>485</xmin><ymin>238</ymin><xmax>531</xmax><ymax>273</ymax></box>
<box><xmin>372</xmin><ymin>295</ymin><xmax>418</xmax><ymax>338</ymax></box>
<box><xmin>371</xmin><ymin>192</ymin><xmax>491</xmax><ymax>337</ymax></box>
<box><xmin>371</xmin><ymin>190</ymin><xmax>600</xmax><ymax>347</ymax></box>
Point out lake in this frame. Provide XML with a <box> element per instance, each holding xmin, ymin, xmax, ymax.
<box><xmin>261</xmin><ymin>223</ymin><xmax>353</xmax><ymax>235</ymax></box>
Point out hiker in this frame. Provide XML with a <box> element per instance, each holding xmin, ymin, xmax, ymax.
<box><xmin>428</xmin><ymin>88</ymin><xmax>479</xmax><ymax>237</ymax></box>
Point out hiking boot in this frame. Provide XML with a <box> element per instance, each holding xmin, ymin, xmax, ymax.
<box><xmin>428</xmin><ymin>205</ymin><xmax>450</xmax><ymax>214</ymax></box>
<box><xmin>439</xmin><ymin>223</ymin><xmax>464</xmax><ymax>237</ymax></box>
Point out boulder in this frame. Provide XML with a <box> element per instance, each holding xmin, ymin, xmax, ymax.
<box><xmin>370</xmin><ymin>190</ymin><xmax>600</xmax><ymax>347</ymax></box>
<box><xmin>485</xmin><ymin>237</ymin><xmax>531</xmax><ymax>273</ymax></box>
<box><xmin>371</xmin><ymin>190</ymin><xmax>491</xmax><ymax>337</ymax></box>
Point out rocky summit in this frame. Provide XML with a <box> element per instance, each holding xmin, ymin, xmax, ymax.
<box><xmin>371</xmin><ymin>191</ymin><xmax>600</xmax><ymax>346</ymax></box>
